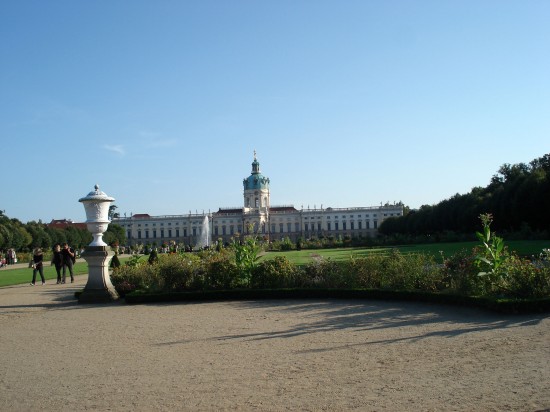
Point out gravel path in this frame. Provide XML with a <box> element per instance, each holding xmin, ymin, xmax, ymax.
<box><xmin>0</xmin><ymin>275</ymin><xmax>549</xmax><ymax>411</ymax></box>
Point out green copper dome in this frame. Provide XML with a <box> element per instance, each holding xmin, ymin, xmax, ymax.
<box><xmin>243</xmin><ymin>155</ymin><xmax>270</xmax><ymax>190</ymax></box>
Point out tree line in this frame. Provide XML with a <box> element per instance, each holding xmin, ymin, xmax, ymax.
<box><xmin>379</xmin><ymin>154</ymin><xmax>550</xmax><ymax>240</ymax></box>
<box><xmin>0</xmin><ymin>213</ymin><xmax>126</xmax><ymax>252</ymax></box>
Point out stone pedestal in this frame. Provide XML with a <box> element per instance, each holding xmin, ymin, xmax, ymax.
<box><xmin>79</xmin><ymin>246</ymin><xmax>119</xmax><ymax>303</ymax></box>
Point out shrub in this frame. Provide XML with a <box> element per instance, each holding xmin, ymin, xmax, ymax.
<box><xmin>111</xmin><ymin>262</ymin><xmax>160</xmax><ymax>296</ymax></box>
<box><xmin>157</xmin><ymin>253</ymin><xmax>200</xmax><ymax>291</ymax></box>
<box><xmin>500</xmin><ymin>255</ymin><xmax>550</xmax><ymax>298</ymax></box>
<box><xmin>302</xmin><ymin>258</ymin><xmax>358</xmax><ymax>289</ymax></box>
<box><xmin>251</xmin><ymin>256</ymin><xmax>298</xmax><ymax>288</ymax></box>
<box><xmin>349</xmin><ymin>254</ymin><xmax>385</xmax><ymax>289</ymax></box>
<box><xmin>204</xmin><ymin>250</ymin><xmax>239</xmax><ymax>290</ymax></box>
<box><xmin>443</xmin><ymin>248</ymin><xmax>484</xmax><ymax>295</ymax></box>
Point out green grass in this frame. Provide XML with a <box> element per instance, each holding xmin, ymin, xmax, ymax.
<box><xmin>260</xmin><ymin>240</ymin><xmax>550</xmax><ymax>265</ymax></box>
<box><xmin>0</xmin><ymin>256</ymin><xmax>135</xmax><ymax>287</ymax></box>
<box><xmin>0</xmin><ymin>264</ymin><xmax>90</xmax><ymax>287</ymax></box>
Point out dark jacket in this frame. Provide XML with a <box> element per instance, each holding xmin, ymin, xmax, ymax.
<box><xmin>33</xmin><ymin>252</ymin><xmax>44</xmax><ymax>267</ymax></box>
<box><xmin>52</xmin><ymin>250</ymin><xmax>63</xmax><ymax>267</ymax></box>
<box><xmin>61</xmin><ymin>248</ymin><xmax>75</xmax><ymax>265</ymax></box>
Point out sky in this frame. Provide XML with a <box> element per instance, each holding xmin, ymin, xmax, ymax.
<box><xmin>1</xmin><ymin>1</ymin><xmax>548</xmax><ymax>223</ymax></box>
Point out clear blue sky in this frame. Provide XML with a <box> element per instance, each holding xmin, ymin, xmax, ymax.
<box><xmin>1</xmin><ymin>1</ymin><xmax>548</xmax><ymax>223</ymax></box>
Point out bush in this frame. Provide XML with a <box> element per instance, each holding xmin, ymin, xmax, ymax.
<box><xmin>204</xmin><ymin>250</ymin><xmax>239</xmax><ymax>290</ymax></box>
<box><xmin>443</xmin><ymin>248</ymin><xmax>483</xmax><ymax>295</ymax></box>
<box><xmin>500</xmin><ymin>255</ymin><xmax>550</xmax><ymax>298</ymax></box>
<box><xmin>111</xmin><ymin>262</ymin><xmax>160</xmax><ymax>296</ymax></box>
<box><xmin>157</xmin><ymin>253</ymin><xmax>198</xmax><ymax>291</ymax></box>
<box><xmin>251</xmin><ymin>256</ymin><xmax>298</xmax><ymax>288</ymax></box>
<box><xmin>301</xmin><ymin>259</ymin><xmax>354</xmax><ymax>288</ymax></box>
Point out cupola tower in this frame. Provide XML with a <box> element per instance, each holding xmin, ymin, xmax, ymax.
<box><xmin>242</xmin><ymin>151</ymin><xmax>270</xmax><ymax>233</ymax></box>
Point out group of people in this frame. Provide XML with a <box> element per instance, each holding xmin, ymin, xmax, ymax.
<box><xmin>2</xmin><ymin>248</ymin><xmax>17</xmax><ymax>266</ymax></box>
<box><xmin>30</xmin><ymin>243</ymin><xmax>76</xmax><ymax>286</ymax></box>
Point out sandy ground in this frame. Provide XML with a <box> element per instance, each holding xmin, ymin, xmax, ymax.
<box><xmin>0</xmin><ymin>274</ymin><xmax>549</xmax><ymax>412</ymax></box>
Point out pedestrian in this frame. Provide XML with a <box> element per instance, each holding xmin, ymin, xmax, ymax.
<box><xmin>7</xmin><ymin>248</ymin><xmax>15</xmax><ymax>265</ymax></box>
<box><xmin>61</xmin><ymin>243</ymin><xmax>75</xmax><ymax>284</ymax></box>
<box><xmin>51</xmin><ymin>244</ymin><xmax>63</xmax><ymax>284</ymax></box>
<box><xmin>30</xmin><ymin>247</ymin><xmax>45</xmax><ymax>286</ymax></box>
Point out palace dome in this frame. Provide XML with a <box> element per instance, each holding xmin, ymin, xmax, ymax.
<box><xmin>243</xmin><ymin>156</ymin><xmax>270</xmax><ymax>190</ymax></box>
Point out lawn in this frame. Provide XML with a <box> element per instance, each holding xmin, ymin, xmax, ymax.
<box><xmin>0</xmin><ymin>263</ymin><xmax>90</xmax><ymax>287</ymax></box>
<box><xmin>260</xmin><ymin>240</ymin><xmax>550</xmax><ymax>265</ymax></box>
<box><xmin>0</xmin><ymin>256</ymin><xmax>134</xmax><ymax>287</ymax></box>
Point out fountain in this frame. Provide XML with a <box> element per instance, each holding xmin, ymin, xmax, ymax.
<box><xmin>195</xmin><ymin>215</ymin><xmax>210</xmax><ymax>250</ymax></box>
<box><xmin>78</xmin><ymin>185</ymin><xmax>119</xmax><ymax>303</ymax></box>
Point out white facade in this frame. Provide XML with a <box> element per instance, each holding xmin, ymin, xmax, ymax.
<box><xmin>114</xmin><ymin>155</ymin><xmax>403</xmax><ymax>246</ymax></box>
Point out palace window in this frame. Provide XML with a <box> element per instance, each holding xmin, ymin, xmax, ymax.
<box><xmin>279</xmin><ymin>223</ymin><xmax>284</xmax><ymax>233</ymax></box>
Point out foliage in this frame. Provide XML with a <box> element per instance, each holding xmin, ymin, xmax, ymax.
<box><xmin>148</xmin><ymin>249</ymin><xmax>159</xmax><ymax>264</ymax></box>
<box><xmin>231</xmin><ymin>237</ymin><xmax>262</xmax><ymax>286</ymax></box>
<box><xmin>500</xmin><ymin>255</ymin><xmax>550</xmax><ymax>298</ymax></box>
<box><xmin>110</xmin><ymin>253</ymin><xmax>121</xmax><ymax>268</ymax></box>
<box><xmin>251</xmin><ymin>256</ymin><xmax>298</xmax><ymax>288</ymax></box>
<box><xmin>107</xmin><ymin>222</ymin><xmax>550</xmax><ymax>302</ymax></box>
<box><xmin>156</xmin><ymin>253</ymin><xmax>200</xmax><ymax>291</ymax></box>
<box><xmin>111</xmin><ymin>261</ymin><xmax>160</xmax><ymax>296</ymax></box>
<box><xmin>379</xmin><ymin>153</ymin><xmax>550</xmax><ymax>238</ymax></box>
<box><xmin>474</xmin><ymin>213</ymin><xmax>508</xmax><ymax>278</ymax></box>
<box><xmin>442</xmin><ymin>248</ymin><xmax>484</xmax><ymax>294</ymax></box>
<box><xmin>202</xmin><ymin>249</ymin><xmax>238</xmax><ymax>290</ymax></box>
<box><xmin>103</xmin><ymin>224</ymin><xmax>126</xmax><ymax>247</ymax></box>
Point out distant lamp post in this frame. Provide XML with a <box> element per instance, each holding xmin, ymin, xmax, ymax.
<box><xmin>78</xmin><ymin>185</ymin><xmax>119</xmax><ymax>303</ymax></box>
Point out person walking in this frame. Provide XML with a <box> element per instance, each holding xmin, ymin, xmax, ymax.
<box><xmin>7</xmin><ymin>248</ymin><xmax>15</xmax><ymax>265</ymax></box>
<box><xmin>30</xmin><ymin>247</ymin><xmax>45</xmax><ymax>286</ymax></box>
<box><xmin>51</xmin><ymin>244</ymin><xmax>63</xmax><ymax>284</ymax></box>
<box><xmin>61</xmin><ymin>243</ymin><xmax>75</xmax><ymax>284</ymax></box>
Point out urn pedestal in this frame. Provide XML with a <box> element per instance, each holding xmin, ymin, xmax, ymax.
<box><xmin>78</xmin><ymin>185</ymin><xmax>119</xmax><ymax>303</ymax></box>
<box><xmin>78</xmin><ymin>246</ymin><xmax>118</xmax><ymax>303</ymax></box>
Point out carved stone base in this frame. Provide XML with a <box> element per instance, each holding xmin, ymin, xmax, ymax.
<box><xmin>79</xmin><ymin>246</ymin><xmax>119</xmax><ymax>303</ymax></box>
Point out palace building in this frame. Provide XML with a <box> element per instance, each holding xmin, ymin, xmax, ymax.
<box><xmin>113</xmin><ymin>154</ymin><xmax>403</xmax><ymax>246</ymax></box>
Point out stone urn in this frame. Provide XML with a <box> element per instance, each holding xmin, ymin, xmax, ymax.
<box><xmin>79</xmin><ymin>184</ymin><xmax>115</xmax><ymax>247</ymax></box>
<box><xmin>78</xmin><ymin>185</ymin><xmax>119</xmax><ymax>303</ymax></box>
